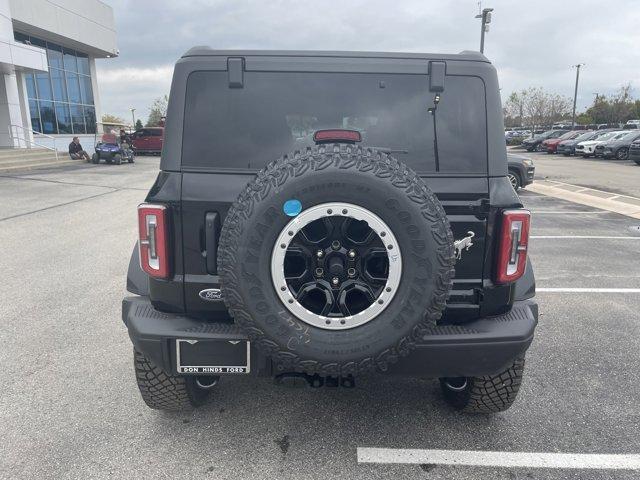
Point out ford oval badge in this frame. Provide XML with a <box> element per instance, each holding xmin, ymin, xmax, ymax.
<box><xmin>199</xmin><ymin>288</ymin><xmax>223</xmax><ymax>302</ymax></box>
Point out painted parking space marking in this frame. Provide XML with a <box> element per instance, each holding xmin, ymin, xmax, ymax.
<box><xmin>531</xmin><ymin>211</ymin><xmax>607</xmax><ymax>214</ymax></box>
<box><xmin>531</xmin><ymin>235</ymin><xmax>640</xmax><ymax>239</ymax></box>
<box><xmin>356</xmin><ymin>448</ymin><xmax>640</xmax><ymax>470</ymax></box>
<box><xmin>537</xmin><ymin>288</ymin><xmax>640</xmax><ymax>293</ymax></box>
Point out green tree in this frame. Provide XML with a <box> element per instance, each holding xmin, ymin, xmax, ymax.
<box><xmin>575</xmin><ymin>112</ymin><xmax>593</xmax><ymax>125</ymax></box>
<box><xmin>135</xmin><ymin>119</ymin><xmax>143</xmax><ymax>130</ymax></box>
<box><xmin>585</xmin><ymin>85</ymin><xmax>636</xmax><ymax>125</ymax></box>
<box><xmin>146</xmin><ymin>95</ymin><xmax>169</xmax><ymax>127</ymax></box>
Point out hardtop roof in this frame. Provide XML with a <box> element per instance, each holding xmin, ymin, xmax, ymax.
<box><xmin>181</xmin><ymin>47</ymin><xmax>489</xmax><ymax>63</ymax></box>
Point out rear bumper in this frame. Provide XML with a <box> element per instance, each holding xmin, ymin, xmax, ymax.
<box><xmin>122</xmin><ymin>296</ymin><xmax>538</xmax><ymax>378</ymax></box>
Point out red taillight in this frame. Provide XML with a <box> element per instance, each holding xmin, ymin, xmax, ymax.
<box><xmin>313</xmin><ymin>129</ymin><xmax>362</xmax><ymax>143</ymax></box>
<box><xmin>495</xmin><ymin>209</ymin><xmax>530</xmax><ymax>284</ymax></box>
<box><xmin>138</xmin><ymin>203</ymin><xmax>170</xmax><ymax>279</ymax></box>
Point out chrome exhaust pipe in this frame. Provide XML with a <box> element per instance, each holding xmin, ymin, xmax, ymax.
<box><xmin>195</xmin><ymin>376</ymin><xmax>219</xmax><ymax>389</ymax></box>
<box><xmin>443</xmin><ymin>377</ymin><xmax>468</xmax><ymax>392</ymax></box>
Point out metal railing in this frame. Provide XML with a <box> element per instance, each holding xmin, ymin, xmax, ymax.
<box><xmin>8</xmin><ymin>124</ymin><xmax>59</xmax><ymax>161</ymax></box>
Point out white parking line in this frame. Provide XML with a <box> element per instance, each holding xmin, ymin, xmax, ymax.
<box><xmin>532</xmin><ymin>211</ymin><xmax>606</xmax><ymax>214</ymax></box>
<box><xmin>356</xmin><ymin>448</ymin><xmax>640</xmax><ymax>470</ymax></box>
<box><xmin>537</xmin><ymin>288</ymin><xmax>640</xmax><ymax>293</ymax></box>
<box><xmin>531</xmin><ymin>235</ymin><xmax>640</xmax><ymax>239</ymax></box>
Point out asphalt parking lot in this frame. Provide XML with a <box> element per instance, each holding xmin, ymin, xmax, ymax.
<box><xmin>1</xmin><ymin>157</ymin><xmax>639</xmax><ymax>479</ymax></box>
<box><xmin>510</xmin><ymin>147</ymin><xmax>640</xmax><ymax>198</ymax></box>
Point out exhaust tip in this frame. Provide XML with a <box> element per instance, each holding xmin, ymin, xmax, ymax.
<box><xmin>443</xmin><ymin>377</ymin><xmax>468</xmax><ymax>392</ymax></box>
<box><xmin>195</xmin><ymin>376</ymin><xmax>219</xmax><ymax>389</ymax></box>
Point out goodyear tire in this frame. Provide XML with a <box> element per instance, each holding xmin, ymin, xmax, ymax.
<box><xmin>218</xmin><ymin>145</ymin><xmax>455</xmax><ymax>376</ymax></box>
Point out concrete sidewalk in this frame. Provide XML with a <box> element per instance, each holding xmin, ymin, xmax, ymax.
<box><xmin>527</xmin><ymin>179</ymin><xmax>640</xmax><ymax>219</ymax></box>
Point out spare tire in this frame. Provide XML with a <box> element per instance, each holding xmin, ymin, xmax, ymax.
<box><xmin>218</xmin><ymin>145</ymin><xmax>455</xmax><ymax>375</ymax></box>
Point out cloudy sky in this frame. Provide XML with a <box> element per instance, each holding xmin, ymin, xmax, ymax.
<box><xmin>97</xmin><ymin>0</ymin><xmax>640</xmax><ymax>124</ymax></box>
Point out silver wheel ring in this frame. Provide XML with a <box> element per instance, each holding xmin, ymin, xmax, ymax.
<box><xmin>271</xmin><ymin>202</ymin><xmax>402</xmax><ymax>330</ymax></box>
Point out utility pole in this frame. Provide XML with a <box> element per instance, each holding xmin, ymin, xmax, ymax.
<box><xmin>130</xmin><ymin>108</ymin><xmax>136</xmax><ymax>129</ymax></box>
<box><xmin>571</xmin><ymin>64</ymin><xmax>585</xmax><ymax>128</ymax></box>
<box><xmin>475</xmin><ymin>4</ymin><xmax>494</xmax><ymax>54</ymax></box>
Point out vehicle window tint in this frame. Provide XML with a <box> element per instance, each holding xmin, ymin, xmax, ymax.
<box><xmin>182</xmin><ymin>71</ymin><xmax>487</xmax><ymax>173</ymax></box>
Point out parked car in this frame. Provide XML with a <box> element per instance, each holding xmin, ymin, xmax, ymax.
<box><xmin>131</xmin><ymin>127</ymin><xmax>164</xmax><ymax>155</ymax></box>
<box><xmin>596</xmin><ymin>131</ymin><xmax>640</xmax><ymax>159</ymax></box>
<box><xmin>575</xmin><ymin>130</ymin><xmax>623</xmax><ymax>157</ymax></box>
<box><xmin>123</xmin><ymin>48</ymin><xmax>537</xmax><ymax>414</ymax></box>
<box><xmin>629</xmin><ymin>138</ymin><xmax>640</xmax><ymax>165</ymax></box>
<box><xmin>541</xmin><ymin>130</ymin><xmax>582</xmax><ymax>153</ymax></box>
<box><xmin>556</xmin><ymin>130</ymin><xmax>597</xmax><ymax>156</ymax></box>
<box><xmin>508</xmin><ymin>155</ymin><xmax>535</xmax><ymax>190</ymax></box>
<box><xmin>521</xmin><ymin>130</ymin><xmax>566</xmax><ymax>152</ymax></box>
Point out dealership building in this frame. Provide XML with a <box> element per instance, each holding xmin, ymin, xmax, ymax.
<box><xmin>0</xmin><ymin>0</ymin><xmax>117</xmax><ymax>154</ymax></box>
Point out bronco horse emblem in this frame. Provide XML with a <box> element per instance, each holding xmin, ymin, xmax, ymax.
<box><xmin>454</xmin><ymin>231</ymin><xmax>475</xmax><ymax>260</ymax></box>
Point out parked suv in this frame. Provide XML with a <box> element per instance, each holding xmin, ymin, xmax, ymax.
<box><xmin>508</xmin><ymin>155</ymin><xmax>535</xmax><ymax>190</ymax></box>
<box><xmin>541</xmin><ymin>130</ymin><xmax>582</xmax><ymax>153</ymax></box>
<box><xmin>123</xmin><ymin>49</ymin><xmax>537</xmax><ymax>414</ymax></box>
<box><xmin>575</xmin><ymin>130</ymin><xmax>623</xmax><ymax>157</ymax></box>
<box><xmin>556</xmin><ymin>130</ymin><xmax>597</xmax><ymax>156</ymax></box>
<box><xmin>629</xmin><ymin>138</ymin><xmax>640</xmax><ymax>165</ymax></box>
<box><xmin>521</xmin><ymin>130</ymin><xmax>566</xmax><ymax>152</ymax></box>
<box><xmin>596</xmin><ymin>130</ymin><xmax>640</xmax><ymax>160</ymax></box>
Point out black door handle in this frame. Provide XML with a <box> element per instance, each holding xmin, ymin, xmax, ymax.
<box><xmin>205</xmin><ymin>212</ymin><xmax>220</xmax><ymax>274</ymax></box>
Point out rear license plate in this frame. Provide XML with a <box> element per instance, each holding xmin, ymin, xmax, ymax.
<box><xmin>176</xmin><ymin>339</ymin><xmax>250</xmax><ymax>374</ymax></box>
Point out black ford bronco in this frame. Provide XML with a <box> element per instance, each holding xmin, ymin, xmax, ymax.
<box><xmin>123</xmin><ymin>49</ymin><xmax>537</xmax><ymax>413</ymax></box>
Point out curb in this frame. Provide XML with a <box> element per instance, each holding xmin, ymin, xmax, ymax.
<box><xmin>0</xmin><ymin>159</ymin><xmax>83</xmax><ymax>174</ymax></box>
<box><xmin>527</xmin><ymin>180</ymin><xmax>640</xmax><ymax>219</ymax></box>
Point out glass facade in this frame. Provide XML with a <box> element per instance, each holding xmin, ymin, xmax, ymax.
<box><xmin>14</xmin><ymin>32</ymin><xmax>96</xmax><ymax>135</ymax></box>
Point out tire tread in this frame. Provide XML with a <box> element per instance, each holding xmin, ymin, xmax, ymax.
<box><xmin>218</xmin><ymin>145</ymin><xmax>455</xmax><ymax>376</ymax></box>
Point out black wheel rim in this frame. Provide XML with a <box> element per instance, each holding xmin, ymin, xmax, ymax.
<box><xmin>283</xmin><ymin>215</ymin><xmax>389</xmax><ymax>317</ymax></box>
<box><xmin>272</xmin><ymin>203</ymin><xmax>402</xmax><ymax>330</ymax></box>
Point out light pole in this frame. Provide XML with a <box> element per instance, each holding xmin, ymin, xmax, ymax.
<box><xmin>571</xmin><ymin>64</ymin><xmax>585</xmax><ymax>128</ymax></box>
<box><xmin>475</xmin><ymin>6</ymin><xmax>494</xmax><ymax>54</ymax></box>
<box><xmin>130</xmin><ymin>108</ymin><xmax>136</xmax><ymax>129</ymax></box>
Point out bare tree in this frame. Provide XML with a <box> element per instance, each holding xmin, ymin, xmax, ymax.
<box><xmin>505</xmin><ymin>87</ymin><xmax>572</xmax><ymax>134</ymax></box>
<box><xmin>610</xmin><ymin>84</ymin><xmax>634</xmax><ymax>124</ymax></box>
<box><xmin>504</xmin><ymin>91</ymin><xmax>525</xmax><ymax>126</ymax></box>
<box><xmin>544</xmin><ymin>93</ymin><xmax>572</xmax><ymax>125</ymax></box>
<box><xmin>146</xmin><ymin>95</ymin><xmax>169</xmax><ymax>127</ymax></box>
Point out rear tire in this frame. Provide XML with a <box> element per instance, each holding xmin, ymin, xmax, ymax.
<box><xmin>133</xmin><ymin>348</ymin><xmax>211</xmax><ymax>411</ymax></box>
<box><xmin>91</xmin><ymin>153</ymin><xmax>100</xmax><ymax>164</ymax></box>
<box><xmin>113</xmin><ymin>153</ymin><xmax>122</xmax><ymax>165</ymax></box>
<box><xmin>440</xmin><ymin>355</ymin><xmax>525</xmax><ymax>413</ymax></box>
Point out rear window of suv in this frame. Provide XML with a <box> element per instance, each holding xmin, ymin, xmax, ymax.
<box><xmin>182</xmin><ymin>71</ymin><xmax>487</xmax><ymax>174</ymax></box>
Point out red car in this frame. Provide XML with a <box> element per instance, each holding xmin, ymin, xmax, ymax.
<box><xmin>541</xmin><ymin>130</ymin><xmax>582</xmax><ymax>153</ymax></box>
<box><xmin>131</xmin><ymin>127</ymin><xmax>164</xmax><ymax>155</ymax></box>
